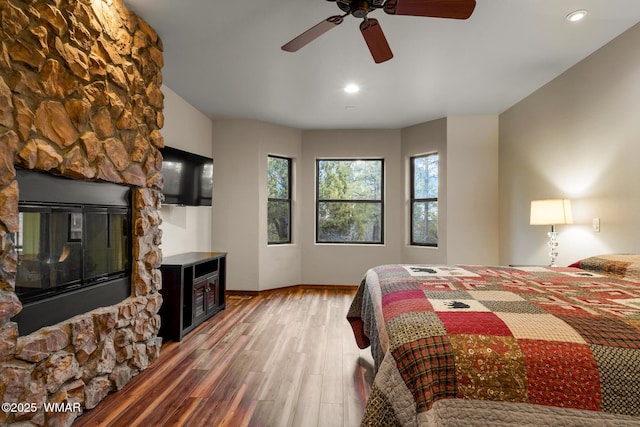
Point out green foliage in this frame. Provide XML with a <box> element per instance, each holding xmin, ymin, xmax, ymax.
<box><xmin>268</xmin><ymin>156</ymin><xmax>291</xmax><ymax>243</ymax></box>
<box><xmin>268</xmin><ymin>201</ymin><xmax>290</xmax><ymax>243</ymax></box>
<box><xmin>317</xmin><ymin>160</ymin><xmax>382</xmax><ymax>243</ymax></box>
<box><xmin>268</xmin><ymin>157</ymin><xmax>290</xmax><ymax>199</ymax></box>
<box><xmin>412</xmin><ymin>201</ymin><xmax>438</xmax><ymax>245</ymax></box>
<box><xmin>411</xmin><ymin>154</ymin><xmax>439</xmax><ymax>245</ymax></box>
<box><xmin>268</xmin><ymin>154</ymin><xmax>437</xmax><ymax>245</ymax></box>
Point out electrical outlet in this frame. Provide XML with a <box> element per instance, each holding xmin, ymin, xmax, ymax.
<box><xmin>592</xmin><ymin>218</ymin><xmax>600</xmax><ymax>232</ymax></box>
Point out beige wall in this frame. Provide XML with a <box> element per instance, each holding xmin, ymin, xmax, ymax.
<box><xmin>162</xmin><ymin>108</ymin><xmax>497</xmax><ymax>291</ymax></box>
<box><xmin>206</xmin><ymin>117</ymin><xmax>500</xmax><ymax>289</ymax></box>
<box><xmin>401</xmin><ymin>119</ymin><xmax>449</xmax><ymax>264</ymax></box>
<box><xmin>212</xmin><ymin>119</ymin><xmax>302</xmax><ymax>291</ymax></box>
<box><xmin>211</xmin><ymin>120</ymin><xmax>262</xmax><ymax>291</ymax></box>
<box><xmin>401</xmin><ymin>116</ymin><xmax>500</xmax><ymax>266</ymax></box>
<box><xmin>447</xmin><ymin>116</ymin><xmax>500</xmax><ymax>265</ymax></box>
<box><xmin>258</xmin><ymin>122</ymin><xmax>303</xmax><ymax>291</ymax></box>
<box><xmin>300</xmin><ymin>129</ymin><xmax>404</xmax><ymax>285</ymax></box>
<box><xmin>499</xmin><ymin>23</ymin><xmax>640</xmax><ymax>266</ymax></box>
<box><xmin>160</xmin><ymin>85</ymin><xmax>215</xmax><ymax>256</ymax></box>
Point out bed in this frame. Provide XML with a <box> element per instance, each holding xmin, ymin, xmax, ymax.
<box><xmin>347</xmin><ymin>255</ymin><xmax>640</xmax><ymax>426</ymax></box>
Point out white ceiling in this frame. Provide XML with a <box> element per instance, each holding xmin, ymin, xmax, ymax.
<box><xmin>123</xmin><ymin>0</ymin><xmax>640</xmax><ymax>130</ymax></box>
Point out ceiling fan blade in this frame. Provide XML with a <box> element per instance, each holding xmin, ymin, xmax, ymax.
<box><xmin>384</xmin><ymin>0</ymin><xmax>476</xmax><ymax>19</ymax></box>
<box><xmin>282</xmin><ymin>15</ymin><xmax>344</xmax><ymax>52</ymax></box>
<box><xmin>360</xmin><ymin>18</ymin><xmax>393</xmax><ymax>64</ymax></box>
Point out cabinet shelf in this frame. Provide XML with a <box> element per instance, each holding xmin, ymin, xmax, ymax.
<box><xmin>159</xmin><ymin>252</ymin><xmax>227</xmax><ymax>341</ymax></box>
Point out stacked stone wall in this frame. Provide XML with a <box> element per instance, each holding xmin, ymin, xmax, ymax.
<box><xmin>0</xmin><ymin>0</ymin><xmax>164</xmax><ymax>425</ymax></box>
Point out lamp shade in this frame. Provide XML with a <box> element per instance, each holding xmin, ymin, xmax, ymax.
<box><xmin>530</xmin><ymin>199</ymin><xmax>573</xmax><ymax>225</ymax></box>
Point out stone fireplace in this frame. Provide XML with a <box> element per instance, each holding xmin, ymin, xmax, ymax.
<box><xmin>0</xmin><ymin>0</ymin><xmax>165</xmax><ymax>425</ymax></box>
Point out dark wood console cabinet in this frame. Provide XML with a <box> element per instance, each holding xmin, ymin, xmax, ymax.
<box><xmin>159</xmin><ymin>252</ymin><xmax>227</xmax><ymax>341</ymax></box>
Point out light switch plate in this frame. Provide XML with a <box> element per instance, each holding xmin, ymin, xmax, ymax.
<box><xmin>592</xmin><ymin>218</ymin><xmax>600</xmax><ymax>232</ymax></box>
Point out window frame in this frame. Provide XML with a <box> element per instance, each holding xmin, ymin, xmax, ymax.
<box><xmin>315</xmin><ymin>158</ymin><xmax>385</xmax><ymax>245</ymax></box>
<box><xmin>267</xmin><ymin>155</ymin><xmax>292</xmax><ymax>245</ymax></box>
<box><xmin>410</xmin><ymin>153</ymin><xmax>439</xmax><ymax>247</ymax></box>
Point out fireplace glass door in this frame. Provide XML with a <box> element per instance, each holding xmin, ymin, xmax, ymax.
<box><xmin>84</xmin><ymin>207</ymin><xmax>129</xmax><ymax>282</ymax></box>
<box><xmin>14</xmin><ymin>205</ymin><xmax>84</xmax><ymax>301</ymax></box>
<box><xmin>12</xmin><ymin>204</ymin><xmax>130</xmax><ymax>303</ymax></box>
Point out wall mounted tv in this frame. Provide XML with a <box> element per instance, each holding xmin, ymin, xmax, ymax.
<box><xmin>160</xmin><ymin>146</ymin><xmax>213</xmax><ymax>206</ymax></box>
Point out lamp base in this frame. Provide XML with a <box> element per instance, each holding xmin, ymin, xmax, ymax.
<box><xmin>547</xmin><ymin>225</ymin><xmax>559</xmax><ymax>267</ymax></box>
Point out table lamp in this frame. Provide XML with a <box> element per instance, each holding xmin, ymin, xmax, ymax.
<box><xmin>530</xmin><ymin>199</ymin><xmax>573</xmax><ymax>267</ymax></box>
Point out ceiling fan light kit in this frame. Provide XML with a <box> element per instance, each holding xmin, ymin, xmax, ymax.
<box><xmin>282</xmin><ymin>0</ymin><xmax>476</xmax><ymax>63</ymax></box>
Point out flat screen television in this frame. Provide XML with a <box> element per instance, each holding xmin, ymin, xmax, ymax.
<box><xmin>160</xmin><ymin>146</ymin><xmax>213</xmax><ymax>206</ymax></box>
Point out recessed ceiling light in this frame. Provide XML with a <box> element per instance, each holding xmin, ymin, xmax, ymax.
<box><xmin>566</xmin><ymin>9</ymin><xmax>588</xmax><ymax>22</ymax></box>
<box><xmin>344</xmin><ymin>83</ymin><xmax>360</xmax><ymax>94</ymax></box>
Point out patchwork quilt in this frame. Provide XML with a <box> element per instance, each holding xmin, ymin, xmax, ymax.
<box><xmin>347</xmin><ymin>263</ymin><xmax>640</xmax><ymax>426</ymax></box>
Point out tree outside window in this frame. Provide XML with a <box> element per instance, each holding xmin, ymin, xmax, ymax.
<box><xmin>316</xmin><ymin>159</ymin><xmax>384</xmax><ymax>244</ymax></box>
<box><xmin>268</xmin><ymin>156</ymin><xmax>291</xmax><ymax>244</ymax></box>
<box><xmin>411</xmin><ymin>154</ymin><xmax>438</xmax><ymax>246</ymax></box>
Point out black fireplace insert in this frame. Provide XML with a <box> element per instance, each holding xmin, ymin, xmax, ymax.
<box><xmin>11</xmin><ymin>169</ymin><xmax>132</xmax><ymax>335</ymax></box>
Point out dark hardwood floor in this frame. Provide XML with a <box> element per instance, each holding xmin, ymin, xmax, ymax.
<box><xmin>74</xmin><ymin>287</ymin><xmax>374</xmax><ymax>427</ymax></box>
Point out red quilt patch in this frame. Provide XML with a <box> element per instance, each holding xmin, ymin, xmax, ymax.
<box><xmin>382</xmin><ymin>289</ymin><xmax>425</xmax><ymax>305</ymax></box>
<box><xmin>437</xmin><ymin>312</ymin><xmax>513</xmax><ymax>336</ymax></box>
<box><xmin>382</xmin><ymin>298</ymin><xmax>433</xmax><ymax>322</ymax></box>
<box><xmin>519</xmin><ymin>339</ymin><xmax>602</xmax><ymax>410</ymax></box>
<box><xmin>383</xmin><ymin>292</ymin><xmax>433</xmax><ymax>321</ymax></box>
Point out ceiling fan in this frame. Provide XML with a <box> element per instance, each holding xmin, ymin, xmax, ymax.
<box><xmin>282</xmin><ymin>0</ymin><xmax>476</xmax><ymax>63</ymax></box>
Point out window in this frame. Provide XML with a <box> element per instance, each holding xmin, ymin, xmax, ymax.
<box><xmin>410</xmin><ymin>154</ymin><xmax>439</xmax><ymax>246</ymax></box>
<box><xmin>268</xmin><ymin>156</ymin><xmax>292</xmax><ymax>244</ymax></box>
<box><xmin>316</xmin><ymin>159</ymin><xmax>384</xmax><ymax>244</ymax></box>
